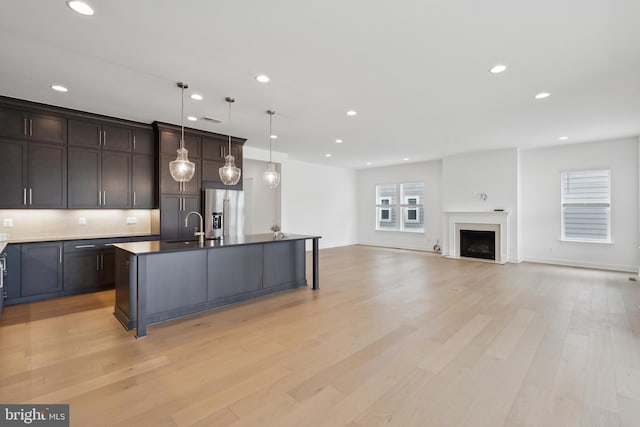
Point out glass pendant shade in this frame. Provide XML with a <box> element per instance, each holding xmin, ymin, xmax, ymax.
<box><xmin>170</xmin><ymin>82</ymin><xmax>195</xmax><ymax>183</ymax></box>
<box><xmin>263</xmin><ymin>109</ymin><xmax>281</xmax><ymax>189</ymax></box>
<box><xmin>169</xmin><ymin>147</ymin><xmax>195</xmax><ymax>182</ymax></box>
<box><xmin>219</xmin><ymin>96</ymin><xmax>242</xmax><ymax>186</ymax></box>
<box><xmin>263</xmin><ymin>162</ymin><xmax>280</xmax><ymax>188</ymax></box>
<box><xmin>219</xmin><ymin>154</ymin><xmax>241</xmax><ymax>185</ymax></box>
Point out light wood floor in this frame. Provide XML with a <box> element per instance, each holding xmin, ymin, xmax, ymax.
<box><xmin>1</xmin><ymin>245</ymin><xmax>640</xmax><ymax>426</ymax></box>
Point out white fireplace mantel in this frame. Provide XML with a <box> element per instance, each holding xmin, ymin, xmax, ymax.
<box><xmin>442</xmin><ymin>211</ymin><xmax>510</xmax><ymax>264</ymax></box>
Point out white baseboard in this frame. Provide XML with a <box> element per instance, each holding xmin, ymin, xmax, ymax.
<box><xmin>357</xmin><ymin>241</ymin><xmax>437</xmax><ymax>253</ymax></box>
<box><xmin>523</xmin><ymin>256</ymin><xmax>637</xmax><ymax>273</ymax></box>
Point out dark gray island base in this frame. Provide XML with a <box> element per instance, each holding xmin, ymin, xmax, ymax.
<box><xmin>113</xmin><ymin>234</ymin><xmax>321</xmax><ymax>338</ymax></box>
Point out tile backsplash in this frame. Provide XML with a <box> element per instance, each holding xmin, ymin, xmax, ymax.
<box><xmin>0</xmin><ymin>209</ymin><xmax>159</xmax><ymax>241</ymax></box>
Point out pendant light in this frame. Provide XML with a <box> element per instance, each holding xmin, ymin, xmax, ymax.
<box><xmin>219</xmin><ymin>97</ymin><xmax>242</xmax><ymax>185</ymax></box>
<box><xmin>263</xmin><ymin>110</ymin><xmax>280</xmax><ymax>189</ymax></box>
<box><xmin>169</xmin><ymin>82</ymin><xmax>195</xmax><ymax>183</ymax></box>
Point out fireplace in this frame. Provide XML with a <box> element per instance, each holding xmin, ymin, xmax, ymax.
<box><xmin>443</xmin><ymin>211</ymin><xmax>510</xmax><ymax>264</ymax></box>
<box><xmin>460</xmin><ymin>230</ymin><xmax>496</xmax><ymax>260</ymax></box>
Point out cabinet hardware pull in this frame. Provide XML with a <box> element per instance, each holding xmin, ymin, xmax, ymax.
<box><xmin>103</xmin><ymin>130</ymin><xmax>106</xmax><ymax>146</ymax></box>
<box><xmin>98</xmin><ymin>128</ymin><xmax>102</xmax><ymax>145</ymax></box>
<box><xmin>29</xmin><ymin>188</ymin><xmax>32</xmax><ymax>205</ymax></box>
<box><xmin>133</xmin><ymin>191</ymin><xmax>136</xmax><ymax>206</ymax></box>
<box><xmin>59</xmin><ymin>247</ymin><xmax>62</xmax><ymax>264</ymax></box>
<box><xmin>29</xmin><ymin>119</ymin><xmax>32</xmax><ymax>136</ymax></box>
<box><xmin>133</xmin><ymin>135</ymin><xmax>136</xmax><ymax>151</ymax></box>
<box><xmin>23</xmin><ymin>188</ymin><xmax>27</xmax><ymax>205</ymax></box>
<box><xmin>220</xmin><ymin>145</ymin><xmax>223</xmax><ymax>158</ymax></box>
<box><xmin>101</xmin><ymin>254</ymin><xmax>104</xmax><ymax>270</ymax></box>
<box><xmin>99</xmin><ymin>191</ymin><xmax>102</xmax><ymax>206</ymax></box>
<box><xmin>96</xmin><ymin>254</ymin><xmax>100</xmax><ymax>270</ymax></box>
<box><xmin>75</xmin><ymin>244</ymin><xmax>95</xmax><ymax>248</ymax></box>
<box><xmin>103</xmin><ymin>191</ymin><xmax>106</xmax><ymax>206</ymax></box>
<box><xmin>23</xmin><ymin>118</ymin><xmax>27</xmax><ymax>135</ymax></box>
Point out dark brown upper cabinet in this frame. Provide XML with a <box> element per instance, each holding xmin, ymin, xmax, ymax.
<box><xmin>0</xmin><ymin>106</ymin><xmax>66</xmax><ymax>144</ymax></box>
<box><xmin>68</xmin><ymin>118</ymin><xmax>133</xmax><ymax>152</ymax></box>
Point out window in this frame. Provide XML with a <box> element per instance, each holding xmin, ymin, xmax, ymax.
<box><xmin>561</xmin><ymin>169</ymin><xmax>610</xmax><ymax>242</ymax></box>
<box><xmin>375</xmin><ymin>182</ymin><xmax>424</xmax><ymax>233</ymax></box>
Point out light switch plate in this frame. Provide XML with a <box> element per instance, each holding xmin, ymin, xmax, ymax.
<box><xmin>78</xmin><ymin>217</ymin><xmax>87</xmax><ymax>225</ymax></box>
<box><xmin>126</xmin><ymin>217</ymin><xmax>137</xmax><ymax>225</ymax></box>
<box><xmin>3</xmin><ymin>218</ymin><xmax>13</xmax><ymax>227</ymax></box>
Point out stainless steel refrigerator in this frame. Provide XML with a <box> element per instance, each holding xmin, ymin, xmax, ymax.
<box><xmin>202</xmin><ymin>189</ymin><xmax>245</xmax><ymax>238</ymax></box>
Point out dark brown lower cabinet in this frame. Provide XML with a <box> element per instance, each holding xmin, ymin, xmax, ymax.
<box><xmin>21</xmin><ymin>242</ymin><xmax>63</xmax><ymax>297</ymax></box>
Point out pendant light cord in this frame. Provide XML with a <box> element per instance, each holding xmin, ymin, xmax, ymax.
<box><xmin>180</xmin><ymin>83</ymin><xmax>185</xmax><ymax>150</ymax></box>
<box><xmin>269</xmin><ymin>112</ymin><xmax>273</xmax><ymax>163</ymax></box>
<box><xmin>227</xmin><ymin>99</ymin><xmax>232</xmax><ymax>156</ymax></box>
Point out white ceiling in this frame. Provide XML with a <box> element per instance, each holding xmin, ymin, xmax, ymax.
<box><xmin>1</xmin><ymin>0</ymin><xmax>639</xmax><ymax>169</ymax></box>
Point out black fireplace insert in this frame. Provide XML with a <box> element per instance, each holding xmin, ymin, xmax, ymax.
<box><xmin>460</xmin><ymin>230</ymin><xmax>495</xmax><ymax>260</ymax></box>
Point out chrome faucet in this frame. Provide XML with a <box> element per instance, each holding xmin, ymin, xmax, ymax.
<box><xmin>185</xmin><ymin>211</ymin><xmax>205</xmax><ymax>245</ymax></box>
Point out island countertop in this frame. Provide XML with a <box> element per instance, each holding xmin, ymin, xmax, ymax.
<box><xmin>112</xmin><ymin>233</ymin><xmax>321</xmax><ymax>255</ymax></box>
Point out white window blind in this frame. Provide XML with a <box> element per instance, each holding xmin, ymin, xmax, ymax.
<box><xmin>561</xmin><ymin>169</ymin><xmax>610</xmax><ymax>242</ymax></box>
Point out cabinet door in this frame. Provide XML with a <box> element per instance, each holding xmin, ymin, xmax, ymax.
<box><xmin>21</xmin><ymin>242</ymin><xmax>63</xmax><ymax>296</ymax></box>
<box><xmin>202</xmin><ymin>136</ymin><xmax>225</xmax><ymax>160</ymax></box>
<box><xmin>28</xmin><ymin>142</ymin><xmax>67</xmax><ymax>208</ymax></box>
<box><xmin>68</xmin><ymin>119</ymin><xmax>101</xmax><ymax>148</ymax></box>
<box><xmin>68</xmin><ymin>147</ymin><xmax>101</xmax><ymax>208</ymax></box>
<box><xmin>63</xmin><ymin>251</ymin><xmax>101</xmax><ymax>291</ymax></box>
<box><xmin>102</xmin><ymin>123</ymin><xmax>132</xmax><ymax>152</ymax></box>
<box><xmin>160</xmin><ymin>130</ymin><xmax>200</xmax><ymax>157</ymax></box>
<box><xmin>0</xmin><ymin>107</ymin><xmax>27</xmax><ymax>139</ymax></box>
<box><xmin>28</xmin><ymin>112</ymin><xmax>66</xmax><ymax>144</ymax></box>
<box><xmin>101</xmin><ymin>250</ymin><xmax>115</xmax><ymax>286</ymax></box>
<box><xmin>160</xmin><ymin>195</ymin><xmax>181</xmax><ymax>241</ymax></box>
<box><xmin>160</xmin><ymin>195</ymin><xmax>201</xmax><ymax>240</ymax></box>
<box><xmin>102</xmin><ymin>151</ymin><xmax>131</xmax><ymax>208</ymax></box>
<box><xmin>201</xmin><ymin>159</ymin><xmax>224</xmax><ymax>187</ymax></box>
<box><xmin>132</xmin><ymin>153</ymin><xmax>155</xmax><ymax>208</ymax></box>
<box><xmin>0</xmin><ymin>140</ymin><xmax>26</xmax><ymax>208</ymax></box>
<box><xmin>133</xmin><ymin>128</ymin><xmax>154</xmax><ymax>155</ymax></box>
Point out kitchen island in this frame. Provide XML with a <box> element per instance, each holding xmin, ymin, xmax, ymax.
<box><xmin>113</xmin><ymin>234</ymin><xmax>320</xmax><ymax>338</ymax></box>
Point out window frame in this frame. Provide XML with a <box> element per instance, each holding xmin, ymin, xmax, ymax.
<box><xmin>560</xmin><ymin>168</ymin><xmax>612</xmax><ymax>244</ymax></box>
<box><xmin>375</xmin><ymin>182</ymin><xmax>424</xmax><ymax>233</ymax></box>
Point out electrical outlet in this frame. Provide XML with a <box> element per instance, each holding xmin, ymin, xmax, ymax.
<box><xmin>126</xmin><ymin>217</ymin><xmax>137</xmax><ymax>225</ymax></box>
<box><xmin>78</xmin><ymin>217</ymin><xmax>87</xmax><ymax>225</ymax></box>
<box><xmin>3</xmin><ymin>218</ymin><xmax>13</xmax><ymax>228</ymax></box>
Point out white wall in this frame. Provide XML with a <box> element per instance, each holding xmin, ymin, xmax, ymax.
<box><xmin>356</xmin><ymin>160</ymin><xmax>442</xmax><ymax>251</ymax></box>
<box><xmin>281</xmin><ymin>160</ymin><xmax>357</xmax><ymax>249</ymax></box>
<box><xmin>442</xmin><ymin>148</ymin><xmax>520</xmax><ymax>262</ymax></box>
<box><xmin>521</xmin><ymin>137</ymin><xmax>639</xmax><ymax>272</ymax></box>
<box><xmin>243</xmin><ymin>159</ymin><xmax>281</xmax><ymax>233</ymax></box>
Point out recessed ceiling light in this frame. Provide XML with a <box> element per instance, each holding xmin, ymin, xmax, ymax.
<box><xmin>335</xmin><ymin>139</ymin><xmax>343</xmax><ymax>143</ymax></box>
<box><xmin>66</xmin><ymin>1</ymin><xmax>94</xmax><ymax>16</ymax></box>
<box><xmin>558</xmin><ymin>136</ymin><xmax>569</xmax><ymax>141</ymax></box>
<box><xmin>346</xmin><ymin>110</ymin><xmax>357</xmax><ymax>116</ymax></box>
<box><xmin>489</xmin><ymin>64</ymin><xmax>507</xmax><ymax>74</ymax></box>
<box><xmin>366</xmin><ymin>162</ymin><xmax>372</xmax><ymax>166</ymax></box>
<box><xmin>256</xmin><ymin>74</ymin><xmax>270</xmax><ymax>83</ymax></box>
<box><xmin>190</xmin><ymin>94</ymin><xmax>203</xmax><ymax>101</ymax></box>
<box><xmin>403</xmin><ymin>157</ymin><xmax>409</xmax><ymax>161</ymax></box>
<box><xmin>325</xmin><ymin>154</ymin><xmax>332</xmax><ymax>158</ymax></box>
<box><xmin>270</xmin><ymin>134</ymin><xmax>278</xmax><ymax>139</ymax></box>
<box><xmin>535</xmin><ymin>92</ymin><xmax>551</xmax><ymax>99</ymax></box>
<box><xmin>187</xmin><ymin>116</ymin><xmax>197</xmax><ymax>121</ymax></box>
<box><xmin>51</xmin><ymin>85</ymin><xmax>68</xmax><ymax>92</ymax></box>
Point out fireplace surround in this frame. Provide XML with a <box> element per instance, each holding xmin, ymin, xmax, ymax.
<box><xmin>442</xmin><ymin>211</ymin><xmax>510</xmax><ymax>264</ymax></box>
